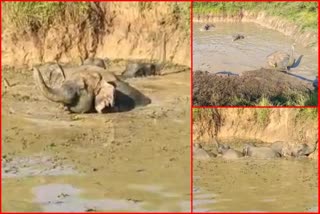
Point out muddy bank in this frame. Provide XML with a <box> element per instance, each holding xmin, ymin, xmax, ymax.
<box><xmin>2</xmin><ymin>60</ymin><xmax>191</xmax><ymax>212</ymax></box>
<box><xmin>193</xmin><ymin>69</ymin><xmax>315</xmax><ymax>106</ymax></box>
<box><xmin>194</xmin><ymin>141</ymin><xmax>318</xmax><ymax>212</ymax></box>
<box><xmin>194</xmin><ymin>11</ymin><xmax>317</xmax><ymax>51</ymax></box>
<box><xmin>193</xmin><ymin>108</ymin><xmax>318</xmax><ymax>159</ymax></box>
<box><xmin>2</xmin><ymin>2</ymin><xmax>190</xmax><ymax>68</ymax></box>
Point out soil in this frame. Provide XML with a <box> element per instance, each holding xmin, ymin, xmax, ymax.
<box><xmin>2</xmin><ymin>2</ymin><xmax>190</xmax><ymax>68</ymax></box>
<box><xmin>2</xmin><ymin>61</ymin><xmax>191</xmax><ymax>212</ymax></box>
<box><xmin>193</xmin><ymin>69</ymin><xmax>315</xmax><ymax>106</ymax></box>
<box><xmin>193</xmin><ymin>139</ymin><xmax>318</xmax><ymax>212</ymax></box>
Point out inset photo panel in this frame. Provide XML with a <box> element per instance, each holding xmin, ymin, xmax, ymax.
<box><xmin>192</xmin><ymin>2</ymin><xmax>318</xmax><ymax>107</ymax></box>
<box><xmin>193</xmin><ymin>108</ymin><xmax>318</xmax><ymax>212</ymax></box>
<box><xmin>2</xmin><ymin>1</ymin><xmax>191</xmax><ymax>212</ymax></box>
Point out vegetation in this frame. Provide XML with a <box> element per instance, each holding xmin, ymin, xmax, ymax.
<box><xmin>3</xmin><ymin>2</ymin><xmax>190</xmax><ymax>33</ymax></box>
<box><xmin>296</xmin><ymin>108</ymin><xmax>318</xmax><ymax>120</ymax></box>
<box><xmin>2</xmin><ymin>2</ymin><xmax>90</xmax><ymax>31</ymax></box>
<box><xmin>222</xmin><ymin>91</ymin><xmax>318</xmax><ymax>107</ymax></box>
<box><xmin>193</xmin><ymin>2</ymin><xmax>318</xmax><ymax>31</ymax></box>
<box><xmin>193</xmin><ymin>109</ymin><xmax>222</xmax><ymax>137</ymax></box>
<box><xmin>255</xmin><ymin>109</ymin><xmax>271</xmax><ymax>126</ymax></box>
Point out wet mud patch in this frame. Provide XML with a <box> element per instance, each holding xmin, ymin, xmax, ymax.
<box><xmin>193</xmin><ymin>69</ymin><xmax>315</xmax><ymax>106</ymax></box>
<box><xmin>2</xmin><ymin>154</ymin><xmax>77</xmax><ymax>179</ymax></box>
<box><xmin>2</xmin><ymin>61</ymin><xmax>191</xmax><ymax>212</ymax></box>
<box><xmin>193</xmin><ymin>140</ymin><xmax>318</xmax><ymax>212</ymax></box>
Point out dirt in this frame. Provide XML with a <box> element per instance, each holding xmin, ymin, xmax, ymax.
<box><xmin>2</xmin><ymin>2</ymin><xmax>190</xmax><ymax>68</ymax></box>
<box><xmin>193</xmin><ymin>139</ymin><xmax>318</xmax><ymax>212</ymax></box>
<box><xmin>193</xmin><ymin>109</ymin><xmax>318</xmax><ymax>159</ymax></box>
<box><xmin>193</xmin><ymin>69</ymin><xmax>315</xmax><ymax>106</ymax></box>
<box><xmin>1</xmin><ymin>61</ymin><xmax>191</xmax><ymax>212</ymax></box>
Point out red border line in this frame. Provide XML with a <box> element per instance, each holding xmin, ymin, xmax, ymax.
<box><xmin>190</xmin><ymin>1</ymin><xmax>194</xmax><ymax>213</ymax></box>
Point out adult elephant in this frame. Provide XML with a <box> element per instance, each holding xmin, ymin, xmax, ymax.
<box><xmin>33</xmin><ymin>63</ymin><xmax>151</xmax><ymax>113</ymax></box>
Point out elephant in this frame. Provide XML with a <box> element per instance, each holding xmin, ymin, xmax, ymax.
<box><xmin>122</xmin><ymin>32</ymin><xmax>167</xmax><ymax>79</ymax></box>
<box><xmin>121</xmin><ymin>62</ymin><xmax>162</xmax><ymax>79</ymax></box>
<box><xmin>243</xmin><ymin>144</ymin><xmax>281</xmax><ymax>159</ymax></box>
<box><xmin>203</xmin><ymin>23</ymin><xmax>215</xmax><ymax>31</ymax></box>
<box><xmin>232</xmin><ymin>34</ymin><xmax>245</xmax><ymax>42</ymax></box>
<box><xmin>33</xmin><ymin>63</ymin><xmax>151</xmax><ymax>113</ymax></box>
<box><xmin>271</xmin><ymin>141</ymin><xmax>318</xmax><ymax>157</ymax></box>
<box><xmin>216</xmin><ymin>143</ymin><xmax>244</xmax><ymax>160</ymax></box>
<box><xmin>193</xmin><ymin>143</ymin><xmax>217</xmax><ymax>160</ymax></box>
<box><xmin>82</xmin><ymin>57</ymin><xmax>109</xmax><ymax>69</ymax></box>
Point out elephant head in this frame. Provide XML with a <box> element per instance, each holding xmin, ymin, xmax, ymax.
<box><xmin>217</xmin><ymin>142</ymin><xmax>230</xmax><ymax>154</ymax></box>
<box><xmin>294</xmin><ymin>141</ymin><xmax>318</xmax><ymax>157</ymax></box>
<box><xmin>33</xmin><ymin>67</ymin><xmax>115</xmax><ymax>113</ymax></box>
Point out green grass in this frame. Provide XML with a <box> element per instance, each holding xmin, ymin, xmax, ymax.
<box><xmin>2</xmin><ymin>2</ymin><xmax>90</xmax><ymax>31</ymax></box>
<box><xmin>193</xmin><ymin>2</ymin><xmax>318</xmax><ymax>31</ymax></box>
<box><xmin>228</xmin><ymin>90</ymin><xmax>318</xmax><ymax>107</ymax></box>
<box><xmin>3</xmin><ymin>2</ymin><xmax>190</xmax><ymax>34</ymax></box>
<box><xmin>255</xmin><ymin>109</ymin><xmax>271</xmax><ymax>126</ymax></box>
<box><xmin>296</xmin><ymin>108</ymin><xmax>318</xmax><ymax>121</ymax></box>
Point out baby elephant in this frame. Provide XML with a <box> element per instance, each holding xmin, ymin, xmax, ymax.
<box><xmin>203</xmin><ymin>23</ymin><xmax>215</xmax><ymax>31</ymax></box>
<box><xmin>193</xmin><ymin>143</ymin><xmax>216</xmax><ymax>160</ymax></box>
<box><xmin>121</xmin><ymin>63</ymin><xmax>161</xmax><ymax>79</ymax></box>
<box><xmin>217</xmin><ymin>143</ymin><xmax>244</xmax><ymax>160</ymax></box>
<box><xmin>232</xmin><ymin>34</ymin><xmax>245</xmax><ymax>42</ymax></box>
<box><xmin>82</xmin><ymin>57</ymin><xmax>109</xmax><ymax>69</ymax></box>
<box><xmin>243</xmin><ymin>144</ymin><xmax>281</xmax><ymax>159</ymax></box>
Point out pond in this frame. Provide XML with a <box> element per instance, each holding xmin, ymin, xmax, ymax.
<box><xmin>193</xmin><ymin>22</ymin><xmax>318</xmax><ymax>82</ymax></box>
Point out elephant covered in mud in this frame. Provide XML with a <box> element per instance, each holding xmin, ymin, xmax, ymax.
<box><xmin>121</xmin><ymin>63</ymin><xmax>162</xmax><ymax>79</ymax></box>
<box><xmin>243</xmin><ymin>144</ymin><xmax>281</xmax><ymax>159</ymax></box>
<box><xmin>203</xmin><ymin>23</ymin><xmax>215</xmax><ymax>31</ymax></box>
<box><xmin>271</xmin><ymin>141</ymin><xmax>317</xmax><ymax>158</ymax></box>
<box><xmin>81</xmin><ymin>57</ymin><xmax>109</xmax><ymax>69</ymax></box>
<box><xmin>33</xmin><ymin>62</ymin><xmax>151</xmax><ymax>114</ymax></box>
<box><xmin>216</xmin><ymin>143</ymin><xmax>244</xmax><ymax>160</ymax></box>
<box><xmin>122</xmin><ymin>32</ymin><xmax>167</xmax><ymax>79</ymax></box>
<box><xmin>193</xmin><ymin>143</ymin><xmax>217</xmax><ymax>160</ymax></box>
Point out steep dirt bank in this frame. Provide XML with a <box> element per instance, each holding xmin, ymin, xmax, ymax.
<box><xmin>2</xmin><ymin>2</ymin><xmax>190</xmax><ymax>68</ymax></box>
<box><xmin>193</xmin><ymin>109</ymin><xmax>318</xmax><ymax>157</ymax></box>
<box><xmin>194</xmin><ymin>11</ymin><xmax>317</xmax><ymax>51</ymax></box>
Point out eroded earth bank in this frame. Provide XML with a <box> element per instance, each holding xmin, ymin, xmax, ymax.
<box><xmin>2</xmin><ymin>2</ymin><xmax>191</xmax><ymax>212</ymax></box>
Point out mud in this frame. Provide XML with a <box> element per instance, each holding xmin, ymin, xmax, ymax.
<box><xmin>2</xmin><ymin>61</ymin><xmax>191</xmax><ymax>212</ymax></box>
<box><xmin>193</xmin><ymin>69</ymin><xmax>314</xmax><ymax>106</ymax></box>
<box><xmin>193</xmin><ymin>22</ymin><xmax>318</xmax><ymax>81</ymax></box>
<box><xmin>193</xmin><ymin>140</ymin><xmax>318</xmax><ymax>212</ymax></box>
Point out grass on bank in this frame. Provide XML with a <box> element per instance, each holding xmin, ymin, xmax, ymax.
<box><xmin>2</xmin><ymin>2</ymin><xmax>90</xmax><ymax>31</ymax></box>
<box><xmin>193</xmin><ymin>2</ymin><xmax>318</xmax><ymax>31</ymax></box>
<box><xmin>3</xmin><ymin>2</ymin><xmax>190</xmax><ymax>33</ymax></box>
<box><xmin>226</xmin><ymin>90</ymin><xmax>318</xmax><ymax>107</ymax></box>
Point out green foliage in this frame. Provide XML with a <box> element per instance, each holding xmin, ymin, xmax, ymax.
<box><xmin>2</xmin><ymin>2</ymin><xmax>90</xmax><ymax>31</ymax></box>
<box><xmin>226</xmin><ymin>91</ymin><xmax>318</xmax><ymax>107</ymax></box>
<box><xmin>193</xmin><ymin>2</ymin><xmax>318</xmax><ymax>31</ymax></box>
<box><xmin>255</xmin><ymin>109</ymin><xmax>271</xmax><ymax>126</ymax></box>
<box><xmin>296</xmin><ymin>108</ymin><xmax>318</xmax><ymax>121</ymax></box>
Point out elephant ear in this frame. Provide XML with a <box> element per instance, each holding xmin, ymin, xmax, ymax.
<box><xmin>94</xmin><ymin>79</ymin><xmax>116</xmax><ymax>113</ymax></box>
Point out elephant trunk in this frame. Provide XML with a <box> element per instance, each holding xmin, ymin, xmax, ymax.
<box><xmin>33</xmin><ymin>67</ymin><xmax>74</xmax><ymax>104</ymax></box>
<box><xmin>307</xmin><ymin>140</ymin><xmax>318</xmax><ymax>155</ymax></box>
<box><xmin>288</xmin><ymin>45</ymin><xmax>295</xmax><ymax>68</ymax></box>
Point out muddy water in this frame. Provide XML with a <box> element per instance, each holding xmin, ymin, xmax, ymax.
<box><xmin>193</xmin><ymin>22</ymin><xmax>318</xmax><ymax>81</ymax></box>
<box><xmin>193</xmin><ymin>142</ymin><xmax>318</xmax><ymax>212</ymax></box>
<box><xmin>2</xmin><ymin>62</ymin><xmax>191</xmax><ymax>212</ymax></box>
